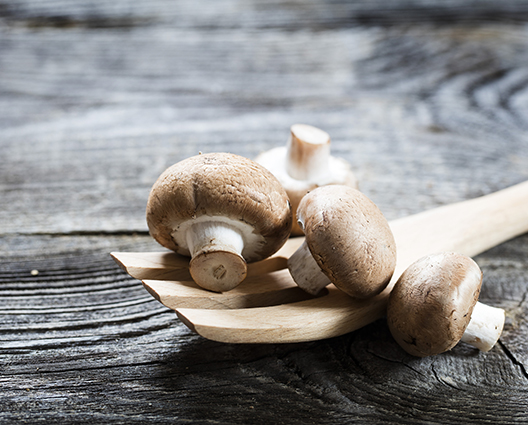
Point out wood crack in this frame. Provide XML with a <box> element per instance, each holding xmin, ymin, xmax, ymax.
<box><xmin>518</xmin><ymin>289</ymin><xmax>528</xmax><ymax>309</ymax></box>
<box><xmin>498</xmin><ymin>340</ymin><xmax>528</xmax><ymax>381</ymax></box>
<box><xmin>368</xmin><ymin>350</ymin><xmax>431</xmax><ymax>379</ymax></box>
<box><xmin>431</xmin><ymin>362</ymin><xmax>461</xmax><ymax>391</ymax></box>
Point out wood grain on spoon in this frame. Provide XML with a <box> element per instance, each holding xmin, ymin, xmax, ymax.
<box><xmin>111</xmin><ymin>236</ymin><xmax>301</xmax><ymax>281</ymax></box>
<box><xmin>142</xmin><ymin>268</ymin><xmax>315</xmax><ymax>310</ymax></box>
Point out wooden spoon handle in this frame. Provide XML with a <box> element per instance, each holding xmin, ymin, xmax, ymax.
<box><xmin>389</xmin><ymin>179</ymin><xmax>528</xmax><ymax>279</ymax></box>
<box><xmin>175</xmin><ymin>180</ymin><xmax>528</xmax><ymax>343</ymax></box>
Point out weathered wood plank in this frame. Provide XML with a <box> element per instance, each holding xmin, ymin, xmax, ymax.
<box><xmin>1</xmin><ymin>0</ymin><xmax>528</xmax><ymax>423</ymax></box>
<box><xmin>1</xmin><ymin>238</ymin><xmax>527</xmax><ymax>422</ymax></box>
<box><xmin>0</xmin><ymin>21</ymin><xmax>527</xmax><ymax>234</ymax></box>
<box><xmin>3</xmin><ymin>0</ymin><xmax>528</xmax><ymax>29</ymax></box>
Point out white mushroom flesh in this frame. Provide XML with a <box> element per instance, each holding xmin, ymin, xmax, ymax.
<box><xmin>287</xmin><ymin>239</ymin><xmax>331</xmax><ymax>295</ymax></box>
<box><xmin>256</xmin><ymin>146</ymin><xmax>355</xmax><ymax>190</ymax></box>
<box><xmin>171</xmin><ymin>215</ymin><xmax>266</xmax><ymax>261</ymax></box>
<box><xmin>255</xmin><ymin>124</ymin><xmax>357</xmax><ymax>236</ymax></box>
<box><xmin>186</xmin><ymin>220</ymin><xmax>245</xmax><ymax>259</ymax></box>
<box><xmin>286</xmin><ymin>123</ymin><xmax>331</xmax><ymax>181</ymax></box>
<box><xmin>461</xmin><ymin>301</ymin><xmax>506</xmax><ymax>352</ymax></box>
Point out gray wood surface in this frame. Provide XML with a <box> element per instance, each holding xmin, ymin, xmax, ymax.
<box><xmin>1</xmin><ymin>1</ymin><xmax>527</xmax><ymax>423</ymax></box>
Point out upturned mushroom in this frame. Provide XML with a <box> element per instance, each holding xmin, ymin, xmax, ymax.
<box><xmin>255</xmin><ymin>124</ymin><xmax>358</xmax><ymax>235</ymax></box>
<box><xmin>146</xmin><ymin>152</ymin><xmax>292</xmax><ymax>292</ymax></box>
<box><xmin>386</xmin><ymin>252</ymin><xmax>505</xmax><ymax>357</ymax></box>
<box><xmin>287</xmin><ymin>185</ymin><xmax>397</xmax><ymax>299</ymax></box>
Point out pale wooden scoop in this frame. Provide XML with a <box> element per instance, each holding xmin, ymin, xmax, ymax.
<box><xmin>111</xmin><ymin>180</ymin><xmax>528</xmax><ymax>344</ymax></box>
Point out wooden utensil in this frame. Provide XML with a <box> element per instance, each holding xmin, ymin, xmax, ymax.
<box><xmin>111</xmin><ymin>180</ymin><xmax>528</xmax><ymax>344</ymax></box>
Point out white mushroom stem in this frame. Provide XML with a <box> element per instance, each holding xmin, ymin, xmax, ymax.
<box><xmin>185</xmin><ymin>221</ymin><xmax>247</xmax><ymax>292</ymax></box>
<box><xmin>286</xmin><ymin>124</ymin><xmax>331</xmax><ymax>181</ymax></box>
<box><xmin>287</xmin><ymin>239</ymin><xmax>331</xmax><ymax>295</ymax></box>
<box><xmin>461</xmin><ymin>301</ymin><xmax>505</xmax><ymax>351</ymax></box>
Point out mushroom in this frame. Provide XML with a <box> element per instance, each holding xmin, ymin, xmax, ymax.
<box><xmin>255</xmin><ymin>124</ymin><xmax>358</xmax><ymax>235</ymax></box>
<box><xmin>386</xmin><ymin>252</ymin><xmax>505</xmax><ymax>357</ymax></box>
<box><xmin>146</xmin><ymin>152</ymin><xmax>292</xmax><ymax>292</ymax></box>
<box><xmin>287</xmin><ymin>185</ymin><xmax>397</xmax><ymax>299</ymax></box>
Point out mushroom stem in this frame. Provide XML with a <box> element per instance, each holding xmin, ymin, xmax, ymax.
<box><xmin>287</xmin><ymin>239</ymin><xmax>331</xmax><ymax>295</ymax></box>
<box><xmin>286</xmin><ymin>124</ymin><xmax>331</xmax><ymax>181</ymax></box>
<box><xmin>186</xmin><ymin>221</ymin><xmax>247</xmax><ymax>292</ymax></box>
<box><xmin>461</xmin><ymin>301</ymin><xmax>505</xmax><ymax>352</ymax></box>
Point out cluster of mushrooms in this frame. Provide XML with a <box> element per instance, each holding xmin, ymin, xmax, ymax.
<box><xmin>146</xmin><ymin>124</ymin><xmax>505</xmax><ymax>357</ymax></box>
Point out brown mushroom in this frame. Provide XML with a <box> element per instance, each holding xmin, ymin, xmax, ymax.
<box><xmin>287</xmin><ymin>185</ymin><xmax>397</xmax><ymax>299</ymax></box>
<box><xmin>387</xmin><ymin>252</ymin><xmax>505</xmax><ymax>357</ymax></box>
<box><xmin>255</xmin><ymin>124</ymin><xmax>358</xmax><ymax>235</ymax></box>
<box><xmin>146</xmin><ymin>152</ymin><xmax>292</xmax><ymax>292</ymax></box>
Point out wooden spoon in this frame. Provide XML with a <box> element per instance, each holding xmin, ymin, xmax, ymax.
<box><xmin>111</xmin><ymin>180</ymin><xmax>528</xmax><ymax>344</ymax></box>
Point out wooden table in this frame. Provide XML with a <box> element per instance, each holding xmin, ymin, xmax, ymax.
<box><xmin>2</xmin><ymin>1</ymin><xmax>528</xmax><ymax>423</ymax></box>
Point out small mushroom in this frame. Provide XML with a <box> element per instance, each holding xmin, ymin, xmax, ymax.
<box><xmin>386</xmin><ymin>252</ymin><xmax>505</xmax><ymax>357</ymax></box>
<box><xmin>146</xmin><ymin>152</ymin><xmax>292</xmax><ymax>292</ymax></box>
<box><xmin>287</xmin><ymin>185</ymin><xmax>397</xmax><ymax>299</ymax></box>
<box><xmin>255</xmin><ymin>124</ymin><xmax>358</xmax><ymax>235</ymax></box>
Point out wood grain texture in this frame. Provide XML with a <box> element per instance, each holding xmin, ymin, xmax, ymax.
<box><xmin>1</xmin><ymin>0</ymin><xmax>528</xmax><ymax>423</ymax></box>
<box><xmin>1</xmin><ymin>237</ymin><xmax>527</xmax><ymax>424</ymax></box>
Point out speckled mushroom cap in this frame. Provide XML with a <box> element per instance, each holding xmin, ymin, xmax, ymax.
<box><xmin>386</xmin><ymin>252</ymin><xmax>482</xmax><ymax>357</ymax></box>
<box><xmin>297</xmin><ymin>185</ymin><xmax>396</xmax><ymax>299</ymax></box>
<box><xmin>146</xmin><ymin>152</ymin><xmax>292</xmax><ymax>262</ymax></box>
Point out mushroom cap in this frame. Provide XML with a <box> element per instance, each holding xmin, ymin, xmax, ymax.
<box><xmin>146</xmin><ymin>152</ymin><xmax>292</xmax><ymax>262</ymax></box>
<box><xmin>386</xmin><ymin>252</ymin><xmax>482</xmax><ymax>357</ymax></box>
<box><xmin>297</xmin><ymin>185</ymin><xmax>396</xmax><ymax>299</ymax></box>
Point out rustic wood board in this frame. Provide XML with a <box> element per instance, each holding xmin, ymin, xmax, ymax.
<box><xmin>1</xmin><ymin>1</ymin><xmax>528</xmax><ymax>423</ymax></box>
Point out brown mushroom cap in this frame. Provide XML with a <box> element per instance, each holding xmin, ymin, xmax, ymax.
<box><xmin>146</xmin><ymin>152</ymin><xmax>292</xmax><ymax>263</ymax></box>
<box><xmin>285</xmin><ymin>171</ymin><xmax>358</xmax><ymax>237</ymax></box>
<box><xmin>297</xmin><ymin>185</ymin><xmax>396</xmax><ymax>299</ymax></box>
<box><xmin>386</xmin><ymin>252</ymin><xmax>482</xmax><ymax>357</ymax></box>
